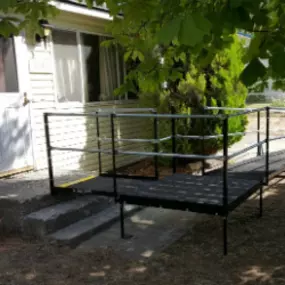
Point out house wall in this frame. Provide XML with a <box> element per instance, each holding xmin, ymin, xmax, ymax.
<box><xmin>28</xmin><ymin>10</ymin><xmax>151</xmax><ymax>173</ymax></box>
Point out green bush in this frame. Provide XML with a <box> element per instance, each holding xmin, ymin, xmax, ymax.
<box><xmin>246</xmin><ymin>94</ymin><xmax>267</xmax><ymax>104</ymax></box>
<box><xmin>140</xmin><ymin>35</ymin><xmax>248</xmax><ymax>163</ymax></box>
<box><xmin>271</xmin><ymin>99</ymin><xmax>285</xmax><ymax>107</ymax></box>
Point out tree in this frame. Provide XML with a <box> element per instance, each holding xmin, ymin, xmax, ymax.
<box><xmin>97</xmin><ymin>0</ymin><xmax>285</xmax><ymax>93</ymax></box>
<box><xmin>1</xmin><ymin>0</ymin><xmax>280</xmax><ymax>159</ymax></box>
<box><xmin>1</xmin><ymin>0</ymin><xmax>285</xmax><ymax>89</ymax></box>
<box><xmin>0</xmin><ymin>1</ymin><xmax>57</xmax><ymax>39</ymax></box>
<box><xmin>140</xmin><ymin>35</ymin><xmax>248</xmax><ymax>160</ymax></box>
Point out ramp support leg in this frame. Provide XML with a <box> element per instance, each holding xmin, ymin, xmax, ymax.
<box><xmin>120</xmin><ymin>202</ymin><xmax>125</xmax><ymax>239</ymax></box>
<box><xmin>259</xmin><ymin>186</ymin><xmax>263</xmax><ymax>218</ymax></box>
<box><xmin>223</xmin><ymin>216</ymin><xmax>228</xmax><ymax>256</ymax></box>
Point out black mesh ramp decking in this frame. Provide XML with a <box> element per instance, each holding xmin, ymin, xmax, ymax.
<box><xmin>208</xmin><ymin>150</ymin><xmax>285</xmax><ymax>181</ymax></box>
<box><xmin>119</xmin><ymin>173</ymin><xmax>261</xmax><ymax>215</ymax></box>
<box><xmin>59</xmin><ymin>174</ymin><xmax>260</xmax><ymax>214</ymax></box>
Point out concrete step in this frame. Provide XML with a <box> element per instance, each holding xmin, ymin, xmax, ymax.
<box><xmin>23</xmin><ymin>196</ymin><xmax>110</xmax><ymax>237</ymax></box>
<box><xmin>48</xmin><ymin>204</ymin><xmax>140</xmax><ymax>248</ymax></box>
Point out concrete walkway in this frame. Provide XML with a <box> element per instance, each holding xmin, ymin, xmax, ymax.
<box><xmin>78</xmin><ymin>208</ymin><xmax>196</xmax><ymax>260</ymax></box>
<box><xmin>222</xmin><ymin>114</ymin><xmax>285</xmax><ymax>163</ymax></box>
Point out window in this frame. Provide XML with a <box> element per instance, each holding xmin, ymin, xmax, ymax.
<box><xmin>53</xmin><ymin>30</ymin><xmax>81</xmax><ymax>102</ymax></box>
<box><xmin>52</xmin><ymin>30</ymin><xmax>125</xmax><ymax>103</ymax></box>
<box><xmin>0</xmin><ymin>37</ymin><xmax>18</xmax><ymax>92</ymax></box>
<box><xmin>81</xmin><ymin>33</ymin><xmax>101</xmax><ymax>102</ymax></box>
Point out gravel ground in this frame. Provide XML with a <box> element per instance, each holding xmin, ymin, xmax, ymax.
<box><xmin>1</xmin><ymin>177</ymin><xmax>285</xmax><ymax>285</ymax></box>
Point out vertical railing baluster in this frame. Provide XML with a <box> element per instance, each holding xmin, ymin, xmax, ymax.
<box><xmin>110</xmin><ymin>113</ymin><xmax>117</xmax><ymax>200</ymax></box>
<box><xmin>154</xmin><ymin>112</ymin><xmax>159</xmax><ymax>179</ymax></box>
<box><xmin>265</xmin><ymin>107</ymin><xmax>270</xmax><ymax>185</ymax></box>
<box><xmin>171</xmin><ymin>106</ymin><xmax>177</xmax><ymax>174</ymax></box>
<box><xmin>202</xmin><ymin>108</ymin><xmax>206</xmax><ymax>175</ymax></box>
<box><xmin>222</xmin><ymin>115</ymin><xmax>229</xmax><ymax>255</ymax></box>
<box><xmin>44</xmin><ymin>113</ymin><xmax>56</xmax><ymax>195</ymax></box>
<box><xmin>257</xmin><ymin>110</ymin><xmax>261</xmax><ymax>156</ymax></box>
<box><xmin>96</xmin><ymin>111</ymin><xmax>102</xmax><ymax>175</ymax></box>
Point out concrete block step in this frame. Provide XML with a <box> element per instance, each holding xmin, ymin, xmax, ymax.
<box><xmin>23</xmin><ymin>196</ymin><xmax>110</xmax><ymax>237</ymax></box>
<box><xmin>48</xmin><ymin>204</ymin><xmax>140</xmax><ymax>248</ymax></box>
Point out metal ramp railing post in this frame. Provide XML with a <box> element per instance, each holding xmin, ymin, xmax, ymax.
<box><xmin>44</xmin><ymin>113</ymin><xmax>56</xmax><ymax>196</ymax></box>
<box><xmin>171</xmin><ymin>106</ymin><xmax>177</xmax><ymax>174</ymax></box>
<box><xmin>96</xmin><ymin>111</ymin><xmax>102</xmax><ymax>175</ymax></box>
<box><xmin>222</xmin><ymin>115</ymin><xmax>229</xmax><ymax>255</ymax></box>
<box><xmin>257</xmin><ymin>110</ymin><xmax>262</xmax><ymax>156</ymax></box>
<box><xmin>202</xmin><ymin>108</ymin><xmax>206</xmax><ymax>175</ymax></box>
<box><xmin>110</xmin><ymin>113</ymin><xmax>118</xmax><ymax>201</ymax></box>
<box><xmin>111</xmin><ymin>113</ymin><xmax>126</xmax><ymax>239</ymax></box>
<box><xmin>265</xmin><ymin>107</ymin><xmax>269</xmax><ymax>183</ymax></box>
<box><xmin>154</xmin><ymin>112</ymin><xmax>159</xmax><ymax>179</ymax></box>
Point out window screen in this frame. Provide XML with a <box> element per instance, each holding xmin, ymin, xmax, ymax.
<box><xmin>53</xmin><ymin>30</ymin><xmax>127</xmax><ymax>103</ymax></box>
<box><xmin>53</xmin><ymin>30</ymin><xmax>82</xmax><ymax>102</ymax></box>
<box><xmin>0</xmin><ymin>37</ymin><xmax>18</xmax><ymax>93</ymax></box>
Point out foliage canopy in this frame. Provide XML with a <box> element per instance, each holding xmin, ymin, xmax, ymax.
<box><xmin>1</xmin><ymin>0</ymin><xmax>285</xmax><ymax>90</ymax></box>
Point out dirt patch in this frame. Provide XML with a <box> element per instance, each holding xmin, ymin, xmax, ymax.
<box><xmin>1</xmin><ymin>178</ymin><xmax>285</xmax><ymax>285</ymax></box>
<box><xmin>119</xmin><ymin>158</ymin><xmax>193</xmax><ymax>177</ymax></box>
<box><xmin>118</xmin><ymin>158</ymin><xmax>221</xmax><ymax>178</ymax></box>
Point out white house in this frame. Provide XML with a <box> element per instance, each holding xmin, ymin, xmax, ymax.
<box><xmin>0</xmin><ymin>1</ymin><xmax>148</xmax><ymax>177</ymax></box>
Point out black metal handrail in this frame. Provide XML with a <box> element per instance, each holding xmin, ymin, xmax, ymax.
<box><xmin>228</xmin><ymin>140</ymin><xmax>267</xmax><ymax>160</ymax></box>
<box><xmin>44</xmin><ymin>106</ymin><xmax>284</xmax><ymax>256</ymax></box>
<box><xmin>227</xmin><ymin>107</ymin><xmax>266</xmax><ymax>118</ymax></box>
<box><xmin>44</xmin><ymin>106</ymin><xmax>273</xmax><ymax>199</ymax></box>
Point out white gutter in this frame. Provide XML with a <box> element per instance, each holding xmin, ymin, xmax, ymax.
<box><xmin>50</xmin><ymin>1</ymin><xmax>113</xmax><ymax>21</ymax></box>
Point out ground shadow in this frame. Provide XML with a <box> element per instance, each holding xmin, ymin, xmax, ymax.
<box><xmin>1</xmin><ymin>176</ymin><xmax>285</xmax><ymax>284</ymax></box>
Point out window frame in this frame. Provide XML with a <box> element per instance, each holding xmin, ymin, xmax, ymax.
<box><xmin>51</xmin><ymin>27</ymin><xmax>128</xmax><ymax>107</ymax></box>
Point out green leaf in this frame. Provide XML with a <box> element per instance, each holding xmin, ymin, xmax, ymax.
<box><xmin>85</xmin><ymin>0</ymin><xmax>94</xmax><ymax>9</ymax></box>
<box><xmin>229</xmin><ymin>0</ymin><xmax>243</xmax><ymax>8</ymax></box>
<box><xmin>232</xmin><ymin>7</ymin><xmax>253</xmax><ymax>30</ymax></box>
<box><xmin>253</xmin><ymin>9</ymin><xmax>269</xmax><ymax>26</ymax></box>
<box><xmin>240</xmin><ymin>58</ymin><xmax>267</xmax><ymax>86</ymax></box>
<box><xmin>270</xmin><ymin>52</ymin><xmax>285</xmax><ymax>77</ymax></box>
<box><xmin>273</xmin><ymin>80</ymin><xmax>285</xmax><ymax>90</ymax></box>
<box><xmin>106</xmin><ymin>0</ymin><xmax>121</xmax><ymax>16</ymax></box>
<box><xmin>100</xmin><ymin>39</ymin><xmax>114</xmax><ymax>48</ymax></box>
<box><xmin>0</xmin><ymin>0</ymin><xmax>17</xmax><ymax>11</ymax></box>
<box><xmin>179</xmin><ymin>14</ymin><xmax>204</xmax><ymax>46</ymax></box>
<box><xmin>192</xmin><ymin>14</ymin><xmax>212</xmax><ymax>34</ymax></box>
<box><xmin>124</xmin><ymin>50</ymin><xmax>132</xmax><ymax>61</ymax></box>
<box><xmin>0</xmin><ymin>19</ymin><xmax>19</xmax><ymax>37</ymax></box>
<box><xmin>132</xmin><ymin>50</ymin><xmax>145</xmax><ymax>61</ymax></box>
<box><xmin>229</xmin><ymin>0</ymin><xmax>252</xmax><ymax>8</ymax></box>
<box><xmin>157</xmin><ymin>16</ymin><xmax>182</xmax><ymax>45</ymax></box>
<box><xmin>169</xmin><ymin>70</ymin><xmax>183</xmax><ymax>81</ymax></box>
<box><xmin>245</xmin><ymin>34</ymin><xmax>263</xmax><ymax>62</ymax></box>
<box><xmin>280</xmin><ymin>14</ymin><xmax>285</xmax><ymax>28</ymax></box>
<box><xmin>197</xmin><ymin>49</ymin><xmax>215</xmax><ymax>68</ymax></box>
<box><xmin>137</xmin><ymin>51</ymin><xmax>145</xmax><ymax>62</ymax></box>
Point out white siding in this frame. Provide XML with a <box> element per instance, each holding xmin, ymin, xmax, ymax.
<box><xmin>28</xmin><ymin>11</ymin><xmax>150</xmax><ymax>173</ymax></box>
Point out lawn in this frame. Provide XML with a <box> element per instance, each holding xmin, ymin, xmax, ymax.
<box><xmin>1</xmin><ymin>177</ymin><xmax>285</xmax><ymax>285</ymax></box>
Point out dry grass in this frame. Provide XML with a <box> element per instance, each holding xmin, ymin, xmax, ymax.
<box><xmin>1</xmin><ymin>178</ymin><xmax>285</xmax><ymax>285</ymax></box>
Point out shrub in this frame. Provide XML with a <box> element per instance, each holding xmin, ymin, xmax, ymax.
<box><xmin>140</xmin><ymin>35</ymin><xmax>248</xmax><ymax>163</ymax></box>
